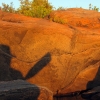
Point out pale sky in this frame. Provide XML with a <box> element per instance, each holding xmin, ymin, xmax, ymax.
<box><xmin>0</xmin><ymin>0</ymin><xmax>100</xmax><ymax>9</ymax></box>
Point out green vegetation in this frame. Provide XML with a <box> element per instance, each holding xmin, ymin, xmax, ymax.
<box><xmin>17</xmin><ymin>0</ymin><xmax>53</xmax><ymax>18</ymax></box>
<box><xmin>89</xmin><ymin>4</ymin><xmax>99</xmax><ymax>11</ymax></box>
<box><xmin>51</xmin><ymin>16</ymin><xmax>67</xmax><ymax>24</ymax></box>
<box><xmin>1</xmin><ymin>0</ymin><xmax>53</xmax><ymax>18</ymax></box>
<box><xmin>57</xmin><ymin>7</ymin><xmax>66</xmax><ymax>11</ymax></box>
<box><xmin>1</xmin><ymin>2</ymin><xmax>15</xmax><ymax>13</ymax></box>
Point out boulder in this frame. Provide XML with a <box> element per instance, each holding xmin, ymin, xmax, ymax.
<box><xmin>0</xmin><ymin>8</ymin><xmax>100</xmax><ymax>96</ymax></box>
<box><xmin>0</xmin><ymin>79</ymin><xmax>53</xmax><ymax>100</ymax></box>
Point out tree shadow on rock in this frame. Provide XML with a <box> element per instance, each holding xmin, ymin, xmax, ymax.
<box><xmin>0</xmin><ymin>44</ymin><xmax>23</xmax><ymax>81</ymax></box>
<box><xmin>0</xmin><ymin>44</ymin><xmax>51</xmax><ymax>80</ymax></box>
<box><xmin>25</xmin><ymin>52</ymin><xmax>51</xmax><ymax>79</ymax></box>
<box><xmin>0</xmin><ymin>44</ymin><xmax>51</xmax><ymax>100</ymax></box>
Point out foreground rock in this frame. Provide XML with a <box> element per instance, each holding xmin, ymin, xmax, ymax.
<box><xmin>0</xmin><ymin>8</ymin><xmax>100</xmax><ymax>97</ymax></box>
<box><xmin>0</xmin><ymin>80</ymin><xmax>53</xmax><ymax>100</ymax></box>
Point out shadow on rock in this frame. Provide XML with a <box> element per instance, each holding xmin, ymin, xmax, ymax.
<box><xmin>25</xmin><ymin>52</ymin><xmax>51</xmax><ymax>80</ymax></box>
<box><xmin>81</xmin><ymin>66</ymin><xmax>100</xmax><ymax>100</ymax></box>
<box><xmin>0</xmin><ymin>44</ymin><xmax>51</xmax><ymax>100</ymax></box>
<box><xmin>0</xmin><ymin>44</ymin><xmax>23</xmax><ymax>81</ymax></box>
<box><xmin>0</xmin><ymin>44</ymin><xmax>51</xmax><ymax>80</ymax></box>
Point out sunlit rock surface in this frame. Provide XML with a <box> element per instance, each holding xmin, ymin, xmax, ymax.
<box><xmin>0</xmin><ymin>8</ymin><xmax>100</xmax><ymax>97</ymax></box>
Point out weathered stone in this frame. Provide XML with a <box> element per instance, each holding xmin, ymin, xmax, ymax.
<box><xmin>0</xmin><ymin>8</ymin><xmax>100</xmax><ymax>96</ymax></box>
<box><xmin>0</xmin><ymin>80</ymin><xmax>53</xmax><ymax>100</ymax></box>
<box><xmin>38</xmin><ymin>86</ymin><xmax>53</xmax><ymax>100</ymax></box>
<box><xmin>60</xmin><ymin>62</ymin><xmax>100</xmax><ymax>93</ymax></box>
<box><xmin>49</xmin><ymin>8</ymin><xmax>100</xmax><ymax>28</ymax></box>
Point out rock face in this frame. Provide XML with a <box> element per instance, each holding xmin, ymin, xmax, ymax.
<box><xmin>0</xmin><ymin>8</ymin><xmax>100</xmax><ymax>96</ymax></box>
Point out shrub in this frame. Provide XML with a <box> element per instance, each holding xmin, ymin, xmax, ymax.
<box><xmin>1</xmin><ymin>2</ymin><xmax>15</xmax><ymax>13</ymax></box>
<box><xmin>89</xmin><ymin>4</ymin><xmax>99</xmax><ymax>11</ymax></box>
<box><xmin>0</xmin><ymin>0</ymin><xmax>53</xmax><ymax>18</ymax></box>
<box><xmin>17</xmin><ymin>0</ymin><xmax>53</xmax><ymax>18</ymax></box>
<box><xmin>57</xmin><ymin>7</ymin><xmax>66</xmax><ymax>11</ymax></box>
<box><xmin>51</xmin><ymin>16</ymin><xmax>67</xmax><ymax>24</ymax></box>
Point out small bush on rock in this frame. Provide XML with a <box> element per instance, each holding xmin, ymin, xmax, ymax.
<box><xmin>17</xmin><ymin>0</ymin><xmax>53</xmax><ymax>18</ymax></box>
<box><xmin>1</xmin><ymin>0</ymin><xmax>53</xmax><ymax>18</ymax></box>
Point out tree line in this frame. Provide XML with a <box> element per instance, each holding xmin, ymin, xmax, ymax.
<box><xmin>0</xmin><ymin>0</ymin><xmax>53</xmax><ymax>18</ymax></box>
<box><xmin>0</xmin><ymin>0</ymin><xmax>99</xmax><ymax>18</ymax></box>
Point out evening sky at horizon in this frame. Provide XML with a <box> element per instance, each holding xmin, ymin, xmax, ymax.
<box><xmin>0</xmin><ymin>0</ymin><xmax>99</xmax><ymax>10</ymax></box>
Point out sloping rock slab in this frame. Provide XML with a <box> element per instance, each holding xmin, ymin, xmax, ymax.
<box><xmin>0</xmin><ymin>9</ymin><xmax>100</xmax><ymax>95</ymax></box>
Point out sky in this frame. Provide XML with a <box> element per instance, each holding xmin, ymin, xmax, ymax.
<box><xmin>0</xmin><ymin>0</ymin><xmax>100</xmax><ymax>10</ymax></box>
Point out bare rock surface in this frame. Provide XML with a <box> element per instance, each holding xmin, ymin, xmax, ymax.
<box><xmin>0</xmin><ymin>8</ymin><xmax>100</xmax><ymax>97</ymax></box>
